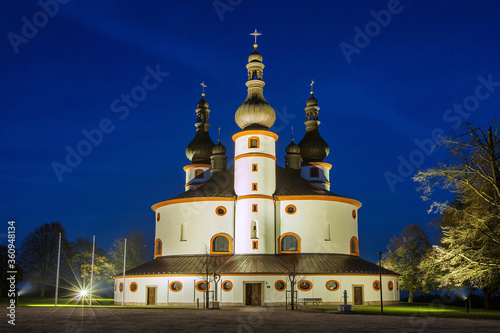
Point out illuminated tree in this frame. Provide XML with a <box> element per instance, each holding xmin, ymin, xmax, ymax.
<box><xmin>109</xmin><ymin>230</ymin><xmax>148</xmax><ymax>273</ymax></box>
<box><xmin>382</xmin><ymin>224</ymin><xmax>430</xmax><ymax>303</ymax></box>
<box><xmin>71</xmin><ymin>237</ymin><xmax>113</xmax><ymax>288</ymax></box>
<box><xmin>414</xmin><ymin>119</ymin><xmax>500</xmax><ymax>308</ymax></box>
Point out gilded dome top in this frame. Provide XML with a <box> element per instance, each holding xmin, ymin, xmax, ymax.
<box><xmin>248</xmin><ymin>45</ymin><xmax>263</xmax><ymax>63</ymax></box>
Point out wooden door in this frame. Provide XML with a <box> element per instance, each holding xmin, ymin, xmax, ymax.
<box><xmin>353</xmin><ymin>286</ymin><xmax>363</xmax><ymax>305</ymax></box>
<box><xmin>147</xmin><ymin>287</ymin><xmax>156</xmax><ymax>305</ymax></box>
<box><xmin>245</xmin><ymin>283</ymin><xmax>262</xmax><ymax>306</ymax></box>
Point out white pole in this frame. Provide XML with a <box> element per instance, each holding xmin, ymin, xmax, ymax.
<box><xmin>90</xmin><ymin>235</ymin><xmax>95</xmax><ymax>307</ymax></box>
<box><xmin>54</xmin><ymin>233</ymin><xmax>61</xmax><ymax>307</ymax></box>
<box><xmin>122</xmin><ymin>238</ymin><xmax>127</xmax><ymax>307</ymax></box>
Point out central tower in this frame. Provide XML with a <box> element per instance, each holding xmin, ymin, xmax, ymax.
<box><xmin>234</xmin><ymin>30</ymin><xmax>278</xmax><ymax>254</ymax></box>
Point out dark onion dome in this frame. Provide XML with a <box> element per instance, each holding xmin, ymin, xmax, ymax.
<box><xmin>286</xmin><ymin>139</ymin><xmax>300</xmax><ymax>154</ymax></box>
<box><xmin>185</xmin><ymin>130</ymin><xmax>215</xmax><ymax>164</ymax></box>
<box><xmin>306</xmin><ymin>92</ymin><xmax>318</xmax><ymax>106</ymax></box>
<box><xmin>298</xmin><ymin>130</ymin><xmax>329</xmax><ymax>162</ymax></box>
<box><xmin>197</xmin><ymin>95</ymin><xmax>209</xmax><ymax>109</ymax></box>
<box><xmin>212</xmin><ymin>141</ymin><xmax>226</xmax><ymax>155</ymax></box>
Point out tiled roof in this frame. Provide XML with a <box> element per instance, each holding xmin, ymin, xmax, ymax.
<box><xmin>168</xmin><ymin>169</ymin><xmax>235</xmax><ymax>200</ymax></box>
<box><xmin>121</xmin><ymin>254</ymin><xmax>398</xmax><ymax>276</ymax></box>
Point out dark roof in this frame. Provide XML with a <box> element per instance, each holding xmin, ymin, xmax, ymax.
<box><xmin>169</xmin><ymin>168</ymin><xmax>235</xmax><ymax>200</ymax></box>
<box><xmin>122</xmin><ymin>253</ymin><xmax>398</xmax><ymax>276</ymax></box>
<box><xmin>166</xmin><ymin>165</ymin><xmax>346</xmax><ymax>201</ymax></box>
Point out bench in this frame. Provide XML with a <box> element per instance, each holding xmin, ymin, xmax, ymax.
<box><xmin>298</xmin><ymin>298</ymin><xmax>322</xmax><ymax>306</ymax></box>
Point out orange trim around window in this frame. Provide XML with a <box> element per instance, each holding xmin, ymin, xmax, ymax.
<box><xmin>248</xmin><ymin>136</ymin><xmax>260</xmax><ymax>149</ymax></box>
<box><xmin>373</xmin><ymin>280</ymin><xmax>380</xmax><ymax>291</ymax></box>
<box><xmin>285</xmin><ymin>204</ymin><xmax>296</xmax><ymax>215</ymax></box>
<box><xmin>130</xmin><ymin>282</ymin><xmax>138</xmax><ymax>293</ymax></box>
<box><xmin>154</xmin><ymin>238</ymin><xmax>162</xmax><ymax>258</ymax></box>
<box><xmin>326</xmin><ymin>280</ymin><xmax>340</xmax><ymax>291</ymax></box>
<box><xmin>388</xmin><ymin>281</ymin><xmax>394</xmax><ymax>291</ymax></box>
<box><xmin>298</xmin><ymin>280</ymin><xmax>313</xmax><ymax>291</ymax></box>
<box><xmin>222</xmin><ymin>280</ymin><xmax>233</xmax><ymax>292</ymax></box>
<box><xmin>195</xmin><ymin>281</ymin><xmax>210</xmax><ymax>292</ymax></box>
<box><xmin>183</xmin><ymin>164</ymin><xmax>210</xmax><ymax>171</ymax></box>
<box><xmin>278</xmin><ymin>232</ymin><xmax>300</xmax><ymax>253</ymax></box>
<box><xmin>252</xmin><ymin>240</ymin><xmax>258</xmax><ymax>249</ymax></box>
<box><xmin>232</xmin><ymin>130</ymin><xmax>279</xmax><ymax>142</ymax></box>
<box><xmin>119</xmin><ymin>282</ymin><xmax>123</xmax><ymax>292</ymax></box>
<box><xmin>210</xmin><ymin>233</ymin><xmax>232</xmax><ymax>254</ymax></box>
<box><xmin>215</xmin><ymin>206</ymin><xmax>227</xmax><ymax>216</ymax></box>
<box><xmin>275</xmin><ymin>280</ymin><xmax>286</xmax><ymax>291</ymax></box>
<box><xmin>350</xmin><ymin>236</ymin><xmax>359</xmax><ymax>256</ymax></box>
<box><xmin>169</xmin><ymin>281</ymin><xmax>183</xmax><ymax>292</ymax></box>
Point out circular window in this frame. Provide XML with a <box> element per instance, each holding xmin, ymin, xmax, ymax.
<box><xmin>119</xmin><ymin>282</ymin><xmax>123</xmax><ymax>292</ymax></box>
<box><xmin>170</xmin><ymin>281</ymin><xmax>183</xmax><ymax>292</ymax></box>
<box><xmin>326</xmin><ymin>280</ymin><xmax>340</xmax><ymax>291</ymax></box>
<box><xmin>222</xmin><ymin>280</ymin><xmax>233</xmax><ymax>292</ymax></box>
<box><xmin>275</xmin><ymin>280</ymin><xmax>286</xmax><ymax>291</ymax></box>
<box><xmin>388</xmin><ymin>281</ymin><xmax>394</xmax><ymax>291</ymax></box>
<box><xmin>195</xmin><ymin>281</ymin><xmax>210</xmax><ymax>292</ymax></box>
<box><xmin>215</xmin><ymin>206</ymin><xmax>227</xmax><ymax>216</ymax></box>
<box><xmin>156</xmin><ymin>212</ymin><xmax>160</xmax><ymax>222</ymax></box>
<box><xmin>130</xmin><ymin>282</ymin><xmax>138</xmax><ymax>293</ymax></box>
<box><xmin>285</xmin><ymin>205</ymin><xmax>296</xmax><ymax>215</ymax></box>
<box><xmin>298</xmin><ymin>280</ymin><xmax>312</xmax><ymax>291</ymax></box>
<box><xmin>352</xmin><ymin>209</ymin><xmax>356</xmax><ymax>219</ymax></box>
<box><xmin>373</xmin><ymin>280</ymin><xmax>380</xmax><ymax>291</ymax></box>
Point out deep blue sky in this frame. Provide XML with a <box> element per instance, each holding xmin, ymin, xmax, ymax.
<box><xmin>1</xmin><ymin>0</ymin><xmax>498</xmax><ymax>263</ymax></box>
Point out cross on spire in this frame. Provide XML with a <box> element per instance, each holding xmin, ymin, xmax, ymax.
<box><xmin>218</xmin><ymin>126</ymin><xmax>221</xmax><ymax>142</ymax></box>
<box><xmin>291</xmin><ymin>126</ymin><xmax>294</xmax><ymax>141</ymax></box>
<box><xmin>200</xmin><ymin>82</ymin><xmax>207</xmax><ymax>96</ymax></box>
<box><xmin>250</xmin><ymin>29</ymin><xmax>262</xmax><ymax>44</ymax></box>
<box><xmin>310</xmin><ymin>79</ymin><xmax>315</xmax><ymax>93</ymax></box>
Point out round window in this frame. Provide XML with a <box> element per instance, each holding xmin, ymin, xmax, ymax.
<box><xmin>352</xmin><ymin>209</ymin><xmax>356</xmax><ymax>219</ymax></box>
<box><xmin>388</xmin><ymin>281</ymin><xmax>394</xmax><ymax>291</ymax></box>
<box><xmin>222</xmin><ymin>280</ymin><xmax>233</xmax><ymax>292</ymax></box>
<box><xmin>326</xmin><ymin>280</ymin><xmax>340</xmax><ymax>291</ymax></box>
<box><xmin>156</xmin><ymin>212</ymin><xmax>160</xmax><ymax>222</ymax></box>
<box><xmin>298</xmin><ymin>280</ymin><xmax>312</xmax><ymax>291</ymax></box>
<box><xmin>130</xmin><ymin>282</ymin><xmax>138</xmax><ymax>292</ymax></box>
<box><xmin>170</xmin><ymin>281</ymin><xmax>183</xmax><ymax>292</ymax></box>
<box><xmin>196</xmin><ymin>281</ymin><xmax>209</xmax><ymax>292</ymax></box>
<box><xmin>285</xmin><ymin>205</ymin><xmax>296</xmax><ymax>215</ymax></box>
<box><xmin>119</xmin><ymin>282</ymin><xmax>123</xmax><ymax>292</ymax></box>
<box><xmin>275</xmin><ymin>280</ymin><xmax>286</xmax><ymax>291</ymax></box>
<box><xmin>373</xmin><ymin>280</ymin><xmax>380</xmax><ymax>291</ymax></box>
<box><xmin>215</xmin><ymin>206</ymin><xmax>227</xmax><ymax>216</ymax></box>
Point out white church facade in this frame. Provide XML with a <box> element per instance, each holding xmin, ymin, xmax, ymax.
<box><xmin>114</xmin><ymin>33</ymin><xmax>399</xmax><ymax>307</ymax></box>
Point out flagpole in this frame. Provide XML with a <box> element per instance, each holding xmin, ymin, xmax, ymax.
<box><xmin>122</xmin><ymin>238</ymin><xmax>127</xmax><ymax>307</ymax></box>
<box><xmin>54</xmin><ymin>233</ymin><xmax>61</xmax><ymax>307</ymax></box>
<box><xmin>90</xmin><ymin>235</ymin><xmax>95</xmax><ymax>307</ymax></box>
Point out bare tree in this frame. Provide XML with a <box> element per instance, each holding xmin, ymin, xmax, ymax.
<box><xmin>414</xmin><ymin>119</ymin><xmax>500</xmax><ymax>308</ymax></box>
<box><xmin>109</xmin><ymin>230</ymin><xmax>148</xmax><ymax>274</ymax></box>
<box><xmin>19</xmin><ymin>222</ymin><xmax>71</xmax><ymax>297</ymax></box>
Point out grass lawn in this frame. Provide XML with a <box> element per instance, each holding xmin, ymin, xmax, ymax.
<box><xmin>1</xmin><ymin>297</ymin><xmax>115</xmax><ymax>307</ymax></box>
<box><xmin>316</xmin><ymin>302</ymin><xmax>500</xmax><ymax>320</ymax></box>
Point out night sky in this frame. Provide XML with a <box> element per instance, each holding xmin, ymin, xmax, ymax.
<box><xmin>1</xmin><ymin>0</ymin><xmax>499</xmax><ymax>263</ymax></box>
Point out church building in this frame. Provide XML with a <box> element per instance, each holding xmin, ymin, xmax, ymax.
<box><xmin>114</xmin><ymin>32</ymin><xmax>399</xmax><ymax>307</ymax></box>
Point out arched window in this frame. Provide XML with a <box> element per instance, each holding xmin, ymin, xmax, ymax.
<box><xmin>195</xmin><ymin>169</ymin><xmax>204</xmax><ymax>179</ymax></box>
<box><xmin>248</xmin><ymin>136</ymin><xmax>259</xmax><ymax>148</ymax></box>
<box><xmin>210</xmin><ymin>233</ymin><xmax>231</xmax><ymax>254</ymax></box>
<box><xmin>310</xmin><ymin>167</ymin><xmax>320</xmax><ymax>178</ymax></box>
<box><xmin>350</xmin><ymin>236</ymin><xmax>359</xmax><ymax>256</ymax></box>
<box><xmin>279</xmin><ymin>233</ymin><xmax>300</xmax><ymax>253</ymax></box>
<box><xmin>154</xmin><ymin>238</ymin><xmax>162</xmax><ymax>258</ymax></box>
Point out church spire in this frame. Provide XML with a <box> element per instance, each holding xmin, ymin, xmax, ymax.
<box><xmin>234</xmin><ymin>30</ymin><xmax>276</xmax><ymax>130</ymax></box>
<box><xmin>185</xmin><ymin>83</ymin><xmax>215</xmax><ymax>164</ymax></box>
<box><xmin>298</xmin><ymin>81</ymin><xmax>329</xmax><ymax>162</ymax></box>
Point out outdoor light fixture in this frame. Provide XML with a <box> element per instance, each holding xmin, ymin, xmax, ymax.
<box><xmin>79</xmin><ymin>289</ymin><xmax>88</xmax><ymax>297</ymax></box>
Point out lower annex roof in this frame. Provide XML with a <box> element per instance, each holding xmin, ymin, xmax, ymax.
<box><xmin>118</xmin><ymin>253</ymin><xmax>398</xmax><ymax>277</ymax></box>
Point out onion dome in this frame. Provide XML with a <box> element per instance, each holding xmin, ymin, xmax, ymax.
<box><xmin>185</xmin><ymin>87</ymin><xmax>215</xmax><ymax>164</ymax></box>
<box><xmin>235</xmin><ymin>34</ymin><xmax>276</xmax><ymax>130</ymax></box>
<box><xmin>298</xmin><ymin>87</ymin><xmax>330</xmax><ymax>163</ymax></box>
<box><xmin>212</xmin><ymin>140</ymin><xmax>226</xmax><ymax>155</ymax></box>
<box><xmin>286</xmin><ymin>139</ymin><xmax>300</xmax><ymax>154</ymax></box>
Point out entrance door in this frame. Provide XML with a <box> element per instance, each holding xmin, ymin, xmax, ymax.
<box><xmin>147</xmin><ymin>287</ymin><xmax>156</xmax><ymax>305</ymax></box>
<box><xmin>353</xmin><ymin>286</ymin><xmax>363</xmax><ymax>305</ymax></box>
<box><xmin>245</xmin><ymin>283</ymin><xmax>262</xmax><ymax>306</ymax></box>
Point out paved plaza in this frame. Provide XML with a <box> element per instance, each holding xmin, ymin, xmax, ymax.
<box><xmin>3</xmin><ymin>307</ymin><xmax>499</xmax><ymax>332</ymax></box>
